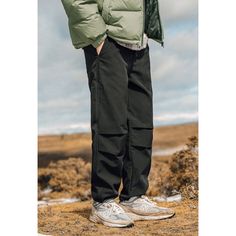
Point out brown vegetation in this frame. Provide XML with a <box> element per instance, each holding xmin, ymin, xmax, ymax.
<box><xmin>38</xmin><ymin>199</ymin><xmax>198</xmax><ymax>236</ymax></box>
<box><xmin>38</xmin><ymin>123</ymin><xmax>198</xmax><ymax>235</ymax></box>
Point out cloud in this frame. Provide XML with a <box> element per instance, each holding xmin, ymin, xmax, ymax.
<box><xmin>149</xmin><ymin>24</ymin><xmax>198</xmax><ymax>117</ymax></box>
<box><xmin>38</xmin><ymin>0</ymin><xmax>85</xmax><ymax>76</ymax></box>
<box><xmin>38</xmin><ymin>0</ymin><xmax>198</xmax><ymax>133</ymax></box>
<box><xmin>160</xmin><ymin>0</ymin><xmax>198</xmax><ymax>27</ymax></box>
<box><xmin>154</xmin><ymin>112</ymin><xmax>198</xmax><ymax>122</ymax></box>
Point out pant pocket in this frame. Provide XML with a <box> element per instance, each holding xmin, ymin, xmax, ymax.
<box><xmin>130</xmin><ymin>128</ymin><xmax>153</xmax><ymax>148</ymax></box>
<box><xmin>97</xmin><ymin>133</ymin><xmax>127</xmax><ymax>156</ymax></box>
<box><xmin>90</xmin><ymin>80</ymin><xmax>98</xmax><ymax>129</ymax></box>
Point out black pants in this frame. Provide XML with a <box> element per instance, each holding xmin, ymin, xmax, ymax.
<box><xmin>83</xmin><ymin>36</ymin><xmax>153</xmax><ymax>202</ymax></box>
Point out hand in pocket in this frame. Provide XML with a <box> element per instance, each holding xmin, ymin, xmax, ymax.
<box><xmin>96</xmin><ymin>40</ymin><xmax>105</xmax><ymax>55</ymax></box>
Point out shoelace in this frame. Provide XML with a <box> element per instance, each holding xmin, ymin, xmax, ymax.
<box><xmin>103</xmin><ymin>202</ymin><xmax>125</xmax><ymax>214</ymax></box>
<box><xmin>95</xmin><ymin>200</ymin><xmax>125</xmax><ymax>214</ymax></box>
<box><xmin>139</xmin><ymin>195</ymin><xmax>157</xmax><ymax>206</ymax></box>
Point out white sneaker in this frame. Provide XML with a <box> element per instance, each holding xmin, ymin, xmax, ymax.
<box><xmin>120</xmin><ymin>195</ymin><xmax>175</xmax><ymax>221</ymax></box>
<box><xmin>89</xmin><ymin>199</ymin><xmax>134</xmax><ymax>228</ymax></box>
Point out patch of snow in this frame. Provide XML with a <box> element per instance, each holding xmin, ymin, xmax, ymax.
<box><xmin>153</xmin><ymin>194</ymin><xmax>182</xmax><ymax>202</ymax></box>
<box><xmin>38</xmin><ymin>198</ymin><xmax>80</xmax><ymax>207</ymax></box>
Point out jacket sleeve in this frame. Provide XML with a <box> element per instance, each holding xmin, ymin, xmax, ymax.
<box><xmin>61</xmin><ymin>0</ymin><xmax>107</xmax><ymax>48</ymax></box>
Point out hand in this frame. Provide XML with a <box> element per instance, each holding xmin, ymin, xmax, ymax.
<box><xmin>96</xmin><ymin>40</ymin><xmax>105</xmax><ymax>55</ymax></box>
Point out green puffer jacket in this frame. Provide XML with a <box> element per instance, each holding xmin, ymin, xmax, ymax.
<box><xmin>61</xmin><ymin>0</ymin><xmax>164</xmax><ymax>49</ymax></box>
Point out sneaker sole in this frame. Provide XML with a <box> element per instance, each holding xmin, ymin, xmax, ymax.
<box><xmin>126</xmin><ymin>211</ymin><xmax>175</xmax><ymax>221</ymax></box>
<box><xmin>89</xmin><ymin>214</ymin><xmax>134</xmax><ymax>228</ymax></box>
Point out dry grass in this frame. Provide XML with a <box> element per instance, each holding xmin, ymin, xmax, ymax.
<box><xmin>38</xmin><ymin>123</ymin><xmax>198</xmax><ymax>235</ymax></box>
<box><xmin>38</xmin><ymin>199</ymin><xmax>198</xmax><ymax>236</ymax></box>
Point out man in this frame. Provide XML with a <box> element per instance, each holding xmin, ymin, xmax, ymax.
<box><xmin>61</xmin><ymin>0</ymin><xmax>175</xmax><ymax>228</ymax></box>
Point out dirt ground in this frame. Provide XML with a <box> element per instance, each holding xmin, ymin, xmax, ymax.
<box><xmin>38</xmin><ymin>123</ymin><xmax>198</xmax><ymax>235</ymax></box>
<box><xmin>38</xmin><ymin>199</ymin><xmax>198</xmax><ymax>236</ymax></box>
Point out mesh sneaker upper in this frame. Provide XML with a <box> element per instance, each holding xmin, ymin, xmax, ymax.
<box><xmin>120</xmin><ymin>195</ymin><xmax>173</xmax><ymax>214</ymax></box>
<box><xmin>93</xmin><ymin>199</ymin><xmax>132</xmax><ymax>221</ymax></box>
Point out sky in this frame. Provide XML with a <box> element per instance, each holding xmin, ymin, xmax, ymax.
<box><xmin>38</xmin><ymin>0</ymin><xmax>198</xmax><ymax>135</ymax></box>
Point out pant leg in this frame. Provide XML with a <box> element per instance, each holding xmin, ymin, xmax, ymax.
<box><xmin>119</xmin><ymin>45</ymin><xmax>154</xmax><ymax>201</ymax></box>
<box><xmin>83</xmin><ymin>37</ymin><xmax>129</xmax><ymax>203</ymax></box>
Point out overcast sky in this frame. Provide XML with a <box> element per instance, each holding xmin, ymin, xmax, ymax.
<box><xmin>38</xmin><ymin>0</ymin><xmax>198</xmax><ymax>135</ymax></box>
